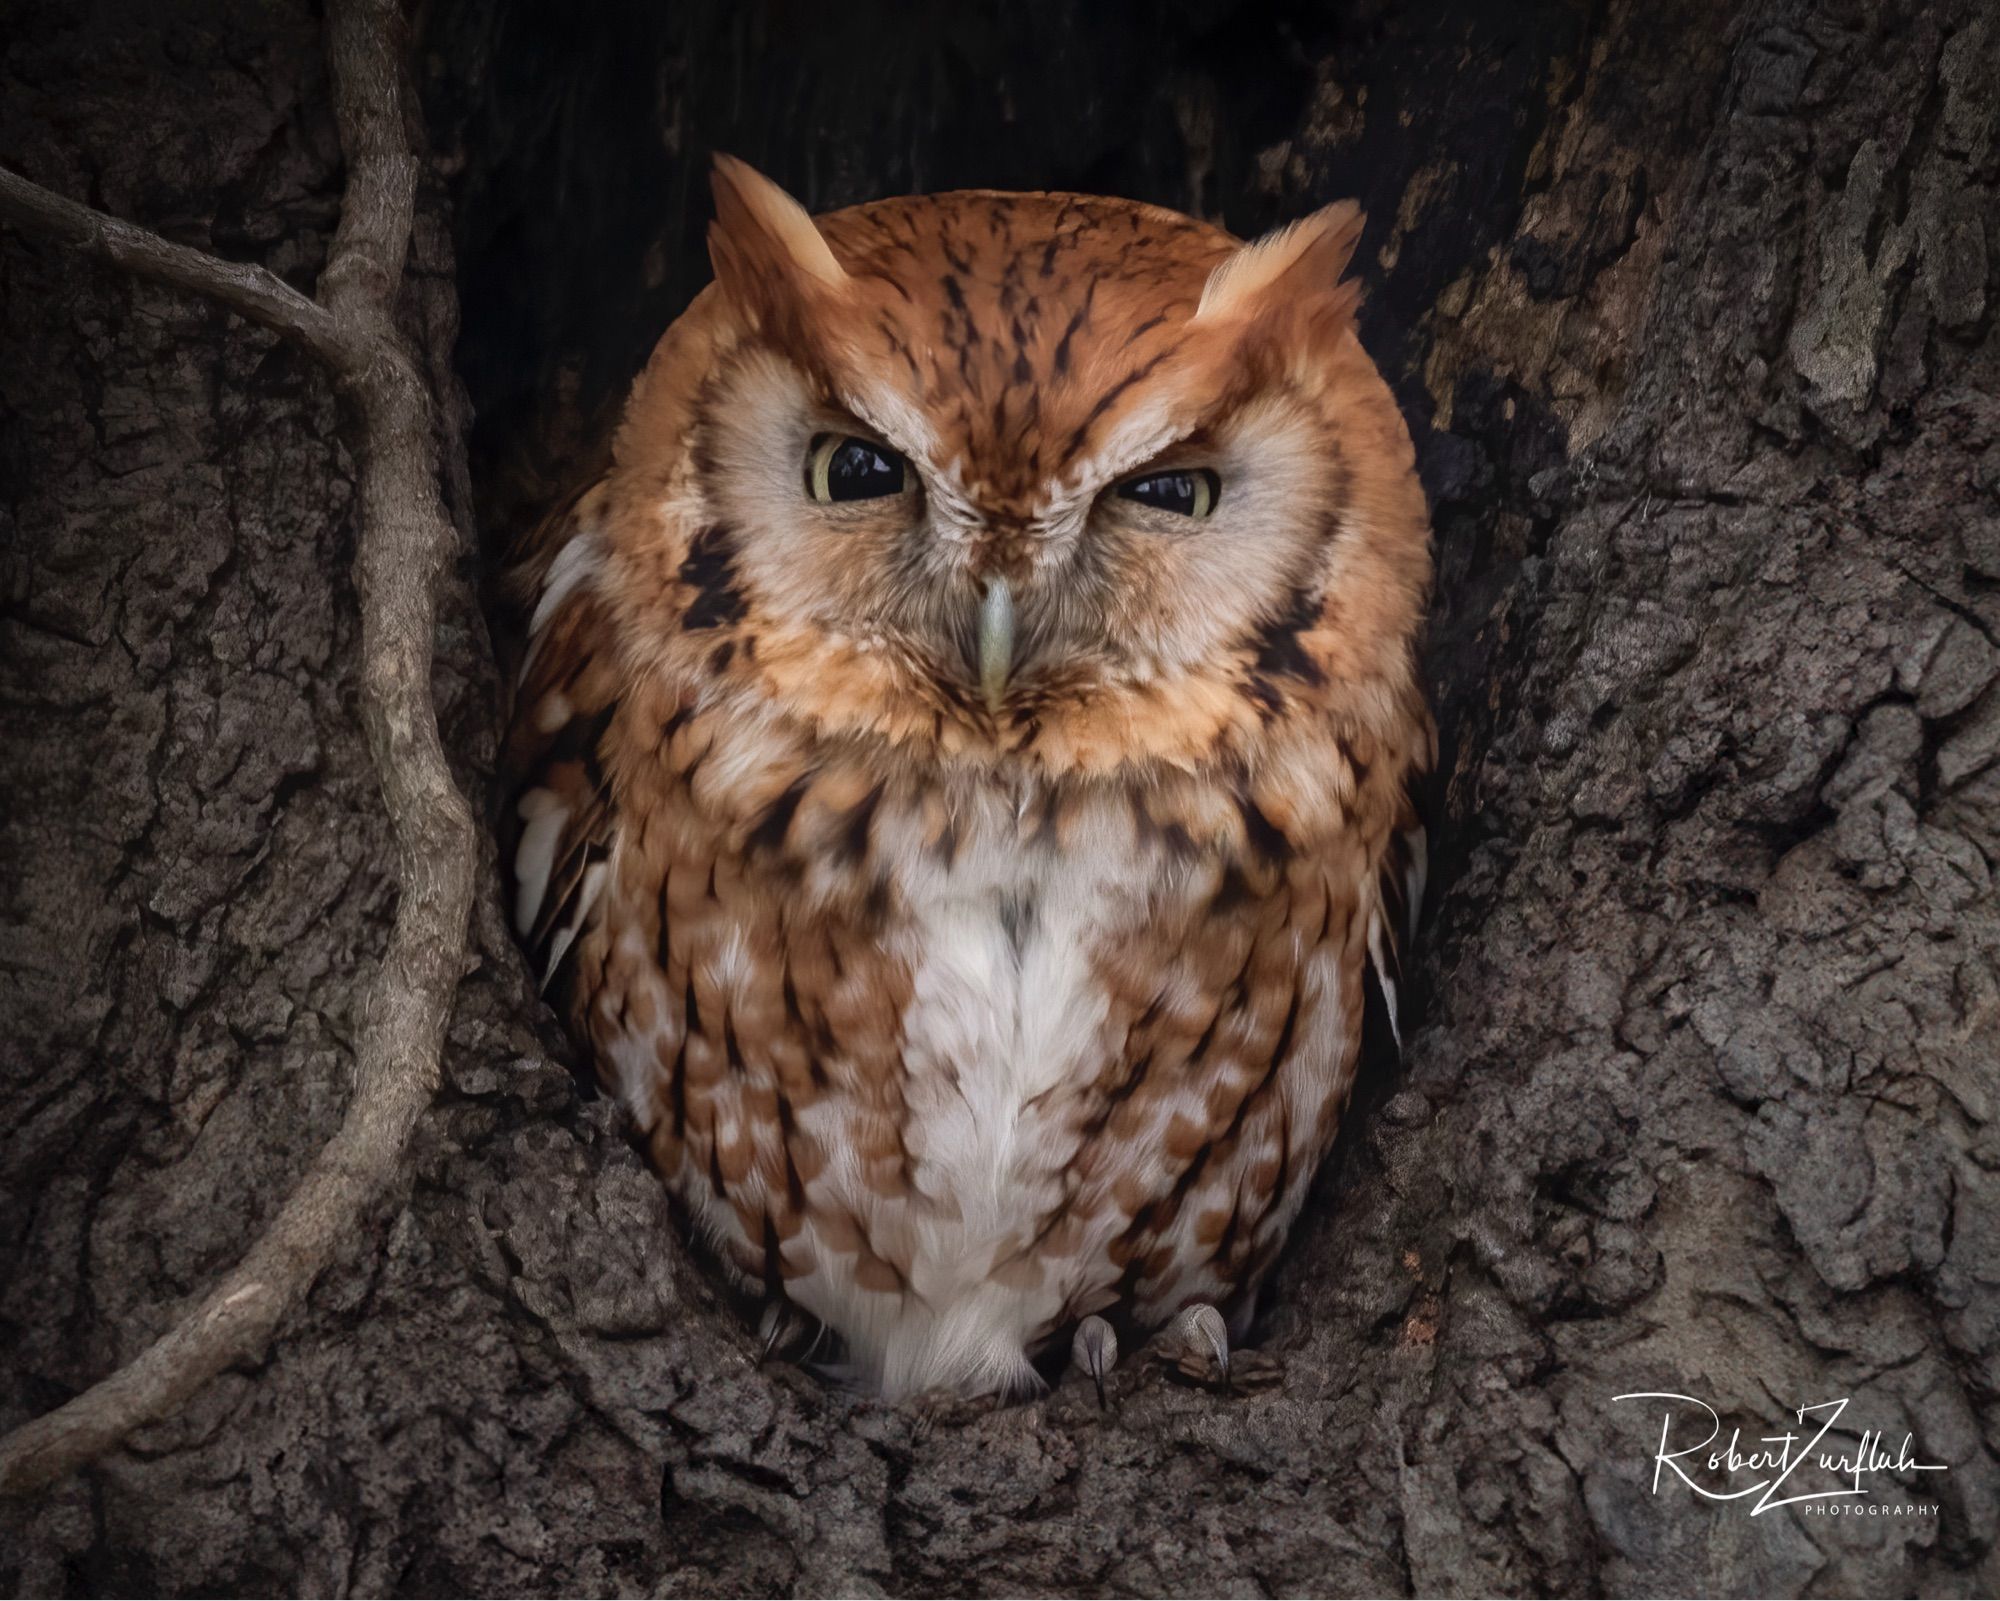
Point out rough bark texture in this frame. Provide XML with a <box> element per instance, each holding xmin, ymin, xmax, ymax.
<box><xmin>0</xmin><ymin>0</ymin><xmax>477</xmax><ymax>1500</ymax></box>
<box><xmin>3</xmin><ymin>0</ymin><xmax>1996</xmax><ymax>1595</ymax></box>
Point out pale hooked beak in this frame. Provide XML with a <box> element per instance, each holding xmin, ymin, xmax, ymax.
<box><xmin>978</xmin><ymin>577</ymin><xmax>1015</xmax><ymax>714</ymax></box>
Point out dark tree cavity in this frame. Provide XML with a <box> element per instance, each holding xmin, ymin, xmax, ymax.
<box><xmin>4</xmin><ymin>0</ymin><xmax>1996</xmax><ymax>1593</ymax></box>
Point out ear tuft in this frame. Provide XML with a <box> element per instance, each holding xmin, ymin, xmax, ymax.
<box><xmin>708</xmin><ymin>154</ymin><xmax>848</xmax><ymax>302</ymax></box>
<box><xmin>1194</xmin><ymin>201</ymin><xmax>1365</xmax><ymax>328</ymax></box>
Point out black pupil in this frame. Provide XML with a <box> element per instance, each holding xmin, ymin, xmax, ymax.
<box><xmin>1120</xmin><ymin>471</ymin><xmax>1203</xmax><ymax>514</ymax></box>
<box><xmin>825</xmin><ymin>438</ymin><xmax>904</xmax><ymax>500</ymax></box>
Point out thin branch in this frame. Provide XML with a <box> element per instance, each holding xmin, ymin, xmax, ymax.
<box><xmin>0</xmin><ymin>0</ymin><xmax>477</xmax><ymax>1497</ymax></box>
<box><xmin>0</xmin><ymin>165</ymin><xmax>341</xmax><ymax>360</ymax></box>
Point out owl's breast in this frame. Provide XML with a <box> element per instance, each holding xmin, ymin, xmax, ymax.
<box><xmin>881</xmin><ymin>790</ymin><xmax>1153</xmax><ymax>1230</ymax></box>
<box><xmin>576</xmin><ymin>697</ymin><xmax>1374</xmax><ymax>1397</ymax></box>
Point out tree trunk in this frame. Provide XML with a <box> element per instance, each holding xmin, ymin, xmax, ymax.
<box><xmin>4</xmin><ymin>0</ymin><xmax>1995</xmax><ymax>1594</ymax></box>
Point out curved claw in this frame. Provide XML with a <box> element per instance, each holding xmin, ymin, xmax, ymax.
<box><xmin>1072</xmin><ymin>1315</ymin><xmax>1118</xmax><ymax>1409</ymax></box>
<box><xmin>1167</xmin><ymin>1303</ymin><xmax>1231</xmax><ymax>1388</ymax></box>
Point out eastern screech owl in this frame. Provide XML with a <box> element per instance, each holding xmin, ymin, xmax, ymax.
<box><xmin>504</xmin><ymin>157</ymin><xmax>1431</xmax><ymax>1402</ymax></box>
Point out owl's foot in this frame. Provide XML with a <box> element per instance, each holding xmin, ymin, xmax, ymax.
<box><xmin>1071</xmin><ymin>1314</ymin><xmax>1119</xmax><ymax>1409</ymax></box>
<box><xmin>1164</xmin><ymin>1303</ymin><xmax>1231</xmax><ymax>1386</ymax></box>
<box><xmin>1158</xmin><ymin>1303</ymin><xmax>1284</xmax><ymax>1393</ymax></box>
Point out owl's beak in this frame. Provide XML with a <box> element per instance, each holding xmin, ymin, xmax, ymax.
<box><xmin>978</xmin><ymin>577</ymin><xmax>1015</xmax><ymax>714</ymax></box>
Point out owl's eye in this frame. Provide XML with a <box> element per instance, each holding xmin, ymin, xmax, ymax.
<box><xmin>1116</xmin><ymin>468</ymin><xmax>1220</xmax><ymax>519</ymax></box>
<box><xmin>807</xmin><ymin>434</ymin><xmax>907</xmax><ymax>503</ymax></box>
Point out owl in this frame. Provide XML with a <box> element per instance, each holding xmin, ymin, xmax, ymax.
<box><xmin>504</xmin><ymin>156</ymin><xmax>1432</xmax><ymax>1402</ymax></box>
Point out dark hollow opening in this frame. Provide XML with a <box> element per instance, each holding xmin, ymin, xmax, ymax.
<box><xmin>425</xmin><ymin>0</ymin><xmax>1581</xmax><ymax>1357</ymax></box>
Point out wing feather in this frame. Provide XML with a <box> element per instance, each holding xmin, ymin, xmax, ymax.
<box><xmin>503</xmin><ymin>493</ymin><xmax>622</xmax><ymax>996</ymax></box>
<box><xmin>1364</xmin><ymin>739</ymin><xmax>1433</xmax><ymax>1052</ymax></box>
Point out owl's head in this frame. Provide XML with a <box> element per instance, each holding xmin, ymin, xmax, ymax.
<box><xmin>606</xmin><ymin>157</ymin><xmax>1430</xmax><ymax>779</ymax></box>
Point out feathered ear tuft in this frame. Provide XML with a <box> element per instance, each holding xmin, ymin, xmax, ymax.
<box><xmin>1193</xmin><ymin>201</ymin><xmax>1365</xmax><ymax>338</ymax></box>
<box><xmin>707</xmin><ymin>154</ymin><xmax>849</xmax><ymax>337</ymax></box>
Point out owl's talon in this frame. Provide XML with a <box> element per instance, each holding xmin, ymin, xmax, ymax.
<box><xmin>1072</xmin><ymin>1315</ymin><xmax>1118</xmax><ymax>1409</ymax></box>
<box><xmin>1165</xmin><ymin>1303</ymin><xmax>1232</xmax><ymax>1388</ymax></box>
<box><xmin>1156</xmin><ymin>1305</ymin><xmax>1284</xmax><ymax>1393</ymax></box>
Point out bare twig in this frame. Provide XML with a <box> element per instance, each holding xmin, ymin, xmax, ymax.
<box><xmin>0</xmin><ymin>0</ymin><xmax>476</xmax><ymax>1497</ymax></box>
<box><xmin>0</xmin><ymin>167</ymin><xmax>341</xmax><ymax>361</ymax></box>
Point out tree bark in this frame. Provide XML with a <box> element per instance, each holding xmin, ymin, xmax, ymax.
<box><xmin>3</xmin><ymin>0</ymin><xmax>1996</xmax><ymax>1594</ymax></box>
<box><xmin>0</xmin><ymin>0</ymin><xmax>477</xmax><ymax>1499</ymax></box>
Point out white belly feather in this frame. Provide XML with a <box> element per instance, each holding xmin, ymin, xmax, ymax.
<box><xmin>790</xmin><ymin>799</ymin><xmax>1138</xmax><ymax>1398</ymax></box>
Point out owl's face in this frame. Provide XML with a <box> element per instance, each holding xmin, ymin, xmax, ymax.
<box><xmin>607</xmin><ymin>160</ymin><xmax>1430</xmax><ymax>778</ymax></box>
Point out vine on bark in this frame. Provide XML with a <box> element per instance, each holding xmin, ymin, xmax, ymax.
<box><xmin>0</xmin><ymin>0</ymin><xmax>475</xmax><ymax>1497</ymax></box>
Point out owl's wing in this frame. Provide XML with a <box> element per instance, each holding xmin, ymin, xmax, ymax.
<box><xmin>1364</xmin><ymin>767</ymin><xmax>1430</xmax><ymax>1052</ymax></box>
<box><xmin>504</xmin><ymin>491</ymin><xmax>623</xmax><ymax>996</ymax></box>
